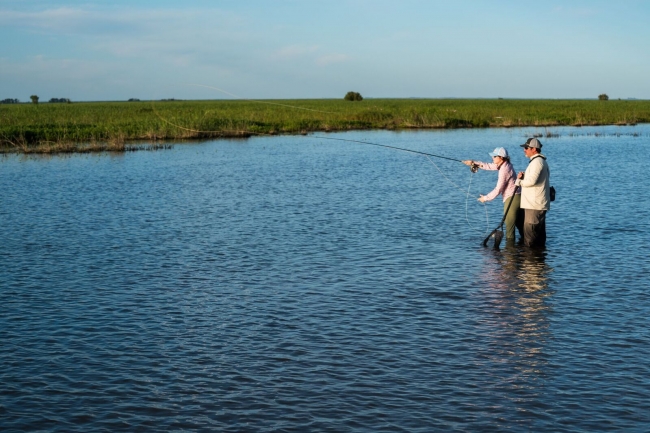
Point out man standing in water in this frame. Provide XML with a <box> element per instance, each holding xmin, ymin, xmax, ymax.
<box><xmin>516</xmin><ymin>138</ymin><xmax>550</xmax><ymax>247</ymax></box>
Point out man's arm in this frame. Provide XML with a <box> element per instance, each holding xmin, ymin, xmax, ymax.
<box><xmin>516</xmin><ymin>158</ymin><xmax>543</xmax><ymax>187</ymax></box>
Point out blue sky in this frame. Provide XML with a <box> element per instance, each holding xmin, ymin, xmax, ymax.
<box><xmin>1</xmin><ymin>0</ymin><xmax>649</xmax><ymax>101</ymax></box>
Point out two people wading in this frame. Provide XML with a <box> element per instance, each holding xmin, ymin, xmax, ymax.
<box><xmin>464</xmin><ymin>138</ymin><xmax>551</xmax><ymax>248</ymax></box>
<box><xmin>463</xmin><ymin>147</ymin><xmax>523</xmax><ymax>244</ymax></box>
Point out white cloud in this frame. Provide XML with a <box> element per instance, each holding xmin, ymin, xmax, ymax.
<box><xmin>0</xmin><ymin>55</ymin><xmax>123</xmax><ymax>99</ymax></box>
<box><xmin>0</xmin><ymin>7</ymin><xmax>90</xmax><ymax>32</ymax></box>
<box><xmin>0</xmin><ymin>6</ymin><xmax>234</xmax><ymax>33</ymax></box>
<box><xmin>0</xmin><ymin>6</ymin><xmax>249</xmax><ymax>51</ymax></box>
<box><xmin>3</xmin><ymin>2</ymin><xmax>646</xmax><ymax>100</ymax></box>
<box><xmin>0</xmin><ymin>5</ymin><xmax>261</xmax><ymax>75</ymax></box>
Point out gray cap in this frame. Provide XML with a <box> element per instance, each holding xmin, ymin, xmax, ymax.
<box><xmin>521</xmin><ymin>137</ymin><xmax>542</xmax><ymax>149</ymax></box>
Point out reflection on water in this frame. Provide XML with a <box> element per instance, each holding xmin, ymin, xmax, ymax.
<box><xmin>478</xmin><ymin>246</ymin><xmax>555</xmax><ymax>417</ymax></box>
<box><xmin>2</xmin><ymin>126</ymin><xmax>650</xmax><ymax>431</ymax></box>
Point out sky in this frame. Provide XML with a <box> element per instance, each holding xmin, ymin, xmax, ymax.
<box><xmin>1</xmin><ymin>0</ymin><xmax>649</xmax><ymax>101</ymax></box>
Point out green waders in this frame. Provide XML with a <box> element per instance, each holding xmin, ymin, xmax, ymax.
<box><xmin>503</xmin><ymin>194</ymin><xmax>521</xmax><ymax>241</ymax></box>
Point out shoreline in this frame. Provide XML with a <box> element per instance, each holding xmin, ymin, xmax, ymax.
<box><xmin>2</xmin><ymin>98</ymin><xmax>649</xmax><ymax>154</ymax></box>
<box><xmin>2</xmin><ymin>122</ymin><xmax>646</xmax><ymax>155</ymax></box>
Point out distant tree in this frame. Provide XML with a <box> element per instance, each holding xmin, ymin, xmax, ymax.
<box><xmin>49</xmin><ymin>98</ymin><xmax>71</xmax><ymax>103</ymax></box>
<box><xmin>344</xmin><ymin>91</ymin><xmax>363</xmax><ymax>101</ymax></box>
<box><xmin>128</xmin><ymin>98</ymin><xmax>141</xmax><ymax>102</ymax></box>
<box><xmin>598</xmin><ymin>93</ymin><xmax>609</xmax><ymax>101</ymax></box>
<box><xmin>1</xmin><ymin>98</ymin><xmax>19</xmax><ymax>104</ymax></box>
<box><xmin>30</xmin><ymin>95</ymin><xmax>39</xmax><ymax>104</ymax></box>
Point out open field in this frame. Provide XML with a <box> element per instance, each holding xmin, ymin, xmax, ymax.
<box><xmin>1</xmin><ymin>98</ymin><xmax>649</xmax><ymax>153</ymax></box>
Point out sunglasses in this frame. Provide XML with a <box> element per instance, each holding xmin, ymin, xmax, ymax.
<box><xmin>523</xmin><ymin>146</ymin><xmax>530</xmax><ymax>150</ymax></box>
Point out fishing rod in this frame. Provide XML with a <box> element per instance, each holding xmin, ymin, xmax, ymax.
<box><xmin>307</xmin><ymin>133</ymin><xmax>479</xmax><ymax>172</ymax></box>
<box><xmin>151</xmin><ymin>98</ymin><xmax>489</xmax><ymax>233</ymax></box>
<box><xmin>307</xmin><ymin>133</ymin><xmax>489</xmax><ymax>234</ymax></box>
<box><xmin>150</xmin><ymin>85</ymin><xmax>486</xmax><ymax>231</ymax></box>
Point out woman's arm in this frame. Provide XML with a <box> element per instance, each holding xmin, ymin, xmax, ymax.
<box><xmin>482</xmin><ymin>166</ymin><xmax>508</xmax><ymax>201</ymax></box>
<box><xmin>462</xmin><ymin>160</ymin><xmax>498</xmax><ymax>171</ymax></box>
<box><xmin>477</xmin><ymin>161</ymin><xmax>498</xmax><ymax>171</ymax></box>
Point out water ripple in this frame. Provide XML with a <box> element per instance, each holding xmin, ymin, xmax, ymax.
<box><xmin>2</xmin><ymin>127</ymin><xmax>650</xmax><ymax>431</ymax></box>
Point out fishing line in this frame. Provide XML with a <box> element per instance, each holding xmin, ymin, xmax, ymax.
<box><xmin>425</xmin><ymin>155</ymin><xmax>489</xmax><ymax>234</ymax></box>
<box><xmin>424</xmin><ymin>155</ymin><xmax>468</xmax><ymax>194</ymax></box>
<box><xmin>149</xmin><ymin>84</ymin><xmax>340</xmax><ymax>137</ymax></box>
<box><xmin>150</xmin><ymin>84</ymin><xmax>489</xmax><ymax>233</ymax></box>
<box><xmin>305</xmin><ymin>132</ymin><xmax>490</xmax><ymax>234</ymax></box>
<box><xmin>307</xmin><ymin>133</ymin><xmax>464</xmax><ymax>162</ymax></box>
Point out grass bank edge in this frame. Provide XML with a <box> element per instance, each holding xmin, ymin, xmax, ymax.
<box><xmin>1</xmin><ymin>99</ymin><xmax>649</xmax><ymax>154</ymax></box>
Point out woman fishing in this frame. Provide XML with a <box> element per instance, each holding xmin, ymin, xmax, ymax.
<box><xmin>463</xmin><ymin>147</ymin><xmax>522</xmax><ymax>243</ymax></box>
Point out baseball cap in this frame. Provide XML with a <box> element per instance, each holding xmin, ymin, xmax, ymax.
<box><xmin>488</xmin><ymin>147</ymin><xmax>508</xmax><ymax>158</ymax></box>
<box><xmin>521</xmin><ymin>137</ymin><xmax>542</xmax><ymax>149</ymax></box>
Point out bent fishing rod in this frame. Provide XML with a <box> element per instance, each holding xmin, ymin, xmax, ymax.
<box><xmin>304</xmin><ymin>133</ymin><xmax>490</xmax><ymax>235</ymax></box>
<box><xmin>307</xmin><ymin>134</ymin><xmax>480</xmax><ymax>172</ymax></box>
<box><xmin>153</xmin><ymin>99</ymin><xmax>489</xmax><ymax>234</ymax></box>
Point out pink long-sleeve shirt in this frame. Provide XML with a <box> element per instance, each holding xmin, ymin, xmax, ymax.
<box><xmin>477</xmin><ymin>160</ymin><xmax>518</xmax><ymax>202</ymax></box>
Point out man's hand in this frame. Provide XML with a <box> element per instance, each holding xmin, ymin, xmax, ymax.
<box><xmin>517</xmin><ymin>171</ymin><xmax>525</xmax><ymax>179</ymax></box>
<box><xmin>478</xmin><ymin>195</ymin><xmax>487</xmax><ymax>203</ymax></box>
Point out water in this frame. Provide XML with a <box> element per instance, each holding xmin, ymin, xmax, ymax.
<box><xmin>2</xmin><ymin>125</ymin><xmax>649</xmax><ymax>432</ymax></box>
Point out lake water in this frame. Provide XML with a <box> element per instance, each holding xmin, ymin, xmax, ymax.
<box><xmin>1</xmin><ymin>125</ymin><xmax>649</xmax><ymax>432</ymax></box>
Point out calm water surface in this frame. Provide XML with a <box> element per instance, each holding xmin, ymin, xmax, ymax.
<box><xmin>2</xmin><ymin>126</ymin><xmax>650</xmax><ymax>432</ymax></box>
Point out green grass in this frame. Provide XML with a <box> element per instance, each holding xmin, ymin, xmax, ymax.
<box><xmin>1</xmin><ymin>98</ymin><xmax>649</xmax><ymax>153</ymax></box>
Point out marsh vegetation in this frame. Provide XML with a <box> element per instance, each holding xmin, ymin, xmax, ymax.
<box><xmin>1</xmin><ymin>98</ymin><xmax>649</xmax><ymax>153</ymax></box>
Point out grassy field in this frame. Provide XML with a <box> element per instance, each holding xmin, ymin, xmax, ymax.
<box><xmin>1</xmin><ymin>98</ymin><xmax>649</xmax><ymax>153</ymax></box>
